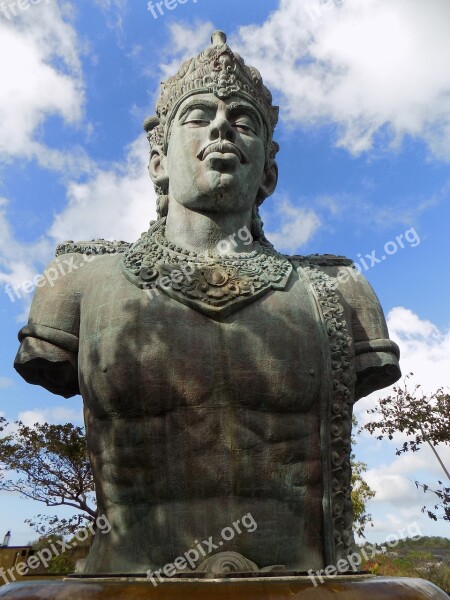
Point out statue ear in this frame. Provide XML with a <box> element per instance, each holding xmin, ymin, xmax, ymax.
<box><xmin>258</xmin><ymin>159</ymin><xmax>278</xmax><ymax>201</ymax></box>
<box><xmin>149</xmin><ymin>146</ymin><xmax>169</xmax><ymax>191</ymax></box>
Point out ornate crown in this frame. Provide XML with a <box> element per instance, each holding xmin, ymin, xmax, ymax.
<box><xmin>144</xmin><ymin>31</ymin><xmax>279</xmax><ymax>159</ymax></box>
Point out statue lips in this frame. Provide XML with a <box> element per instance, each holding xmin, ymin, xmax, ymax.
<box><xmin>197</xmin><ymin>141</ymin><xmax>247</xmax><ymax>164</ymax></box>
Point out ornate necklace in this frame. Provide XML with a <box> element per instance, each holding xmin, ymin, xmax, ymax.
<box><xmin>122</xmin><ymin>219</ymin><xmax>293</xmax><ymax>320</ymax></box>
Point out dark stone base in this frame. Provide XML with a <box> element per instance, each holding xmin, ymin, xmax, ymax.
<box><xmin>0</xmin><ymin>575</ymin><xmax>447</xmax><ymax>599</ymax></box>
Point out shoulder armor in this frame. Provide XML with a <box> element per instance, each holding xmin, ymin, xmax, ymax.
<box><xmin>55</xmin><ymin>239</ymin><xmax>131</xmax><ymax>257</ymax></box>
<box><xmin>290</xmin><ymin>253</ymin><xmax>354</xmax><ymax>267</ymax></box>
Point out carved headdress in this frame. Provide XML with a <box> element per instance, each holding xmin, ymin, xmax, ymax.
<box><xmin>144</xmin><ymin>30</ymin><xmax>279</xmax><ymax>234</ymax></box>
<box><xmin>144</xmin><ymin>31</ymin><xmax>279</xmax><ymax>158</ymax></box>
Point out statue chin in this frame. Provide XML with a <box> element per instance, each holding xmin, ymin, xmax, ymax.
<box><xmin>170</xmin><ymin>187</ymin><xmax>256</xmax><ymax>215</ymax></box>
<box><xmin>167</xmin><ymin>154</ymin><xmax>262</xmax><ymax>215</ymax></box>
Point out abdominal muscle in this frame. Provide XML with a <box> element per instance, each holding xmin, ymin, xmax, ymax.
<box><xmin>83</xmin><ymin>403</ymin><xmax>324</xmax><ymax>573</ymax></box>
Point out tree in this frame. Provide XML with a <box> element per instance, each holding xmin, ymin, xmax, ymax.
<box><xmin>351</xmin><ymin>416</ymin><xmax>376</xmax><ymax>537</ymax></box>
<box><xmin>0</xmin><ymin>418</ymin><xmax>96</xmax><ymax>536</ymax></box>
<box><xmin>30</xmin><ymin>535</ymin><xmax>78</xmax><ymax>574</ymax></box>
<box><xmin>362</xmin><ymin>542</ymin><xmax>450</xmax><ymax>594</ymax></box>
<box><xmin>362</xmin><ymin>375</ymin><xmax>450</xmax><ymax>522</ymax></box>
<box><xmin>352</xmin><ymin>459</ymin><xmax>376</xmax><ymax>537</ymax></box>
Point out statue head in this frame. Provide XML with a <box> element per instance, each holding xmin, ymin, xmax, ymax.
<box><xmin>144</xmin><ymin>31</ymin><xmax>279</xmax><ymax>241</ymax></box>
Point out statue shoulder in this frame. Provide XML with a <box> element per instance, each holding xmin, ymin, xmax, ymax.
<box><xmin>289</xmin><ymin>253</ymin><xmax>354</xmax><ymax>268</ymax></box>
<box><xmin>55</xmin><ymin>239</ymin><xmax>131</xmax><ymax>257</ymax></box>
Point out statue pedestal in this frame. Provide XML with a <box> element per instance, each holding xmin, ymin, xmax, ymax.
<box><xmin>0</xmin><ymin>574</ymin><xmax>447</xmax><ymax>599</ymax></box>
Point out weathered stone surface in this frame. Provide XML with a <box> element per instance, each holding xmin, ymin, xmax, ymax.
<box><xmin>14</xmin><ymin>31</ymin><xmax>401</xmax><ymax>576</ymax></box>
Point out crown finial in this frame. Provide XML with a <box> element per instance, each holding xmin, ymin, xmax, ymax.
<box><xmin>211</xmin><ymin>30</ymin><xmax>227</xmax><ymax>46</ymax></box>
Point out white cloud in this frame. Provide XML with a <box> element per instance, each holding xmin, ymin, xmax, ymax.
<box><xmin>235</xmin><ymin>0</ymin><xmax>450</xmax><ymax>160</ymax></box>
<box><xmin>366</xmin><ymin>443</ymin><xmax>450</xmax><ymax>500</ymax></box>
<box><xmin>49</xmin><ymin>136</ymin><xmax>156</xmax><ymax>243</ymax></box>
<box><xmin>316</xmin><ymin>180</ymin><xmax>450</xmax><ymax>231</ymax></box>
<box><xmin>365</xmin><ymin>472</ymin><xmax>423</xmax><ymax>507</ymax></box>
<box><xmin>0</xmin><ymin>1</ymin><xmax>88</xmax><ymax>170</ymax></box>
<box><xmin>263</xmin><ymin>197</ymin><xmax>321</xmax><ymax>252</ymax></box>
<box><xmin>387</xmin><ymin>307</ymin><xmax>450</xmax><ymax>394</ymax></box>
<box><xmin>362</xmin><ymin>442</ymin><xmax>450</xmax><ymax>541</ymax></box>
<box><xmin>159</xmin><ymin>21</ymin><xmax>216</xmax><ymax>80</ymax></box>
<box><xmin>18</xmin><ymin>406</ymin><xmax>83</xmax><ymax>427</ymax></box>
<box><xmin>366</xmin><ymin>508</ymin><xmax>424</xmax><ymax>540</ymax></box>
<box><xmin>0</xmin><ymin>377</ymin><xmax>13</xmax><ymax>388</ymax></box>
<box><xmin>357</xmin><ymin>307</ymin><xmax>450</xmax><ymax>421</ymax></box>
<box><xmin>93</xmin><ymin>0</ymin><xmax>127</xmax><ymax>34</ymax></box>
<box><xmin>0</xmin><ymin>198</ymin><xmax>53</xmax><ymax>290</ymax></box>
<box><xmin>94</xmin><ymin>0</ymin><xmax>127</xmax><ymax>12</ymax></box>
<box><xmin>388</xmin><ymin>307</ymin><xmax>441</xmax><ymax>340</ymax></box>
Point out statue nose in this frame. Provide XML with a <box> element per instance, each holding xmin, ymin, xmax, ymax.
<box><xmin>209</xmin><ymin>115</ymin><xmax>236</xmax><ymax>142</ymax></box>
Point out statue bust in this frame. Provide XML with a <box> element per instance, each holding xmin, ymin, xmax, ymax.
<box><xmin>14</xmin><ymin>31</ymin><xmax>400</xmax><ymax>576</ymax></box>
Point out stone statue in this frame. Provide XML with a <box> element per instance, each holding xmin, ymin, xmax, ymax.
<box><xmin>14</xmin><ymin>31</ymin><xmax>401</xmax><ymax>576</ymax></box>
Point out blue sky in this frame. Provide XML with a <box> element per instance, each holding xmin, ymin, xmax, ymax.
<box><xmin>0</xmin><ymin>0</ymin><xmax>449</xmax><ymax>546</ymax></box>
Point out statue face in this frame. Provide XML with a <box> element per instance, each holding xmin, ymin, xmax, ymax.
<box><xmin>162</xmin><ymin>93</ymin><xmax>271</xmax><ymax>214</ymax></box>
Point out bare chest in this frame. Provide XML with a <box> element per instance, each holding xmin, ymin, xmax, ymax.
<box><xmin>78</xmin><ymin>268</ymin><xmax>324</xmax><ymax>418</ymax></box>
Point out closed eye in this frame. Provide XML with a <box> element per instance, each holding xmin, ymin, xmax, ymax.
<box><xmin>232</xmin><ymin>120</ymin><xmax>257</xmax><ymax>135</ymax></box>
<box><xmin>180</xmin><ymin>107</ymin><xmax>214</xmax><ymax>127</ymax></box>
<box><xmin>184</xmin><ymin>118</ymin><xmax>210</xmax><ymax>127</ymax></box>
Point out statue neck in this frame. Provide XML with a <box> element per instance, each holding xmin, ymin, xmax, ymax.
<box><xmin>164</xmin><ymin>201</ymin><xmax>254</xmax><ymax>256</ymax></box>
